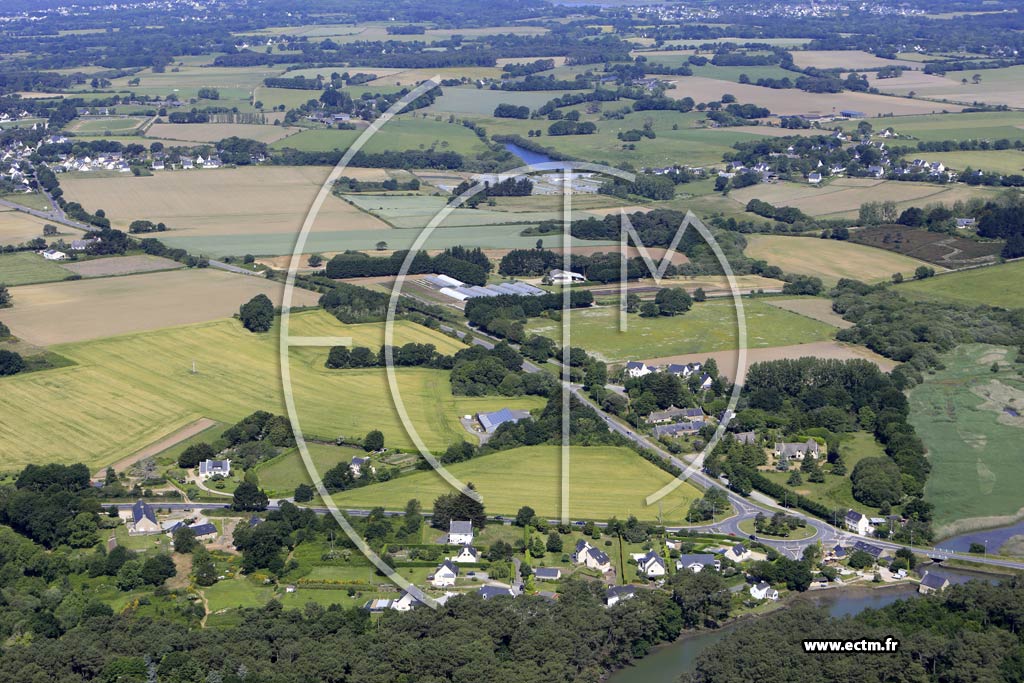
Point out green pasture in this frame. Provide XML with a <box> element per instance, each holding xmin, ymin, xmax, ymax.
<box><xmin>0</xmin><ymin>310</ymin><xmax>553</xmax><ymax>469</ymax></box>
<box><xmin>840</xmin><ymin>111</ymin><xmax>1024</xmax><ymax>142</ymax></box>
<box><xmin>0</xmin><ymin>252</ymin><xmax>73</xmax><ymax>286</ymax></box>
<box><xmin>909</xmin><ymin>344</ymin><xmax>1024</xmax><ymax>530</ymax></box>
<box><xmin>898</xmin><ymin>260</ymin><xmax>1024</xmax><ymax>309</ymax></box>
<box><xmin>524</xmin><ymin>299</ymin><xmax>836</xmax><ymax>363</ymax></box>
<box><xmin>271</xmin><ymin>116</ymin><xmax>490</xmax><ymax>156</ymax></box>
<box><xmin>341</xmin><ymin>193</ymin><xmax>564</xmax><ymax>229</ymax></box>
<box><xmin>332</xmin><ymin>445</ymin><xmax>703</xmax><ymax>522</ymax></box>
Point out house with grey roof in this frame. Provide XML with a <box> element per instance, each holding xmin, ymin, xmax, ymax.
<box><xmin>198</xmin><ymin>459</ymin><xmax>230</xmax><ymax>481</ymax></box>
<box><xmin>448</xmin><ymin>520</ymin><xmax>474</xmax><ymax>545</ymax></box>
<box><xmin>606</xmin><ymin>585</ymin><xmax>636</xmax><ymax>607</ymax></box>
<box><xmin>637</xmin><ymin>550</ymin><xmax>667</xmax><ymax>578</ymax></box>
<box><xmin>654</xmin><ymin>421</ymin><xmax>705</xmax><ymax>438</ymax></box>
<box><xmin>845</xmin><ymin>509</ymin><xmax>873</xmax><ymax>536</ymax></box>
<box><xmin>188</xmin><ymin>522</ymin><xmax>217</xmax><ymax>539</ymax></box>
<box><xmin>534</xmin><ymin>567</ymin><xmax>562</xmax><ymax>581</ymax></box>
<box><xmin>646</xmin><ymin>406</ymin><xmax>704</xmax><ymax>424</ymax></box>
<box><xmin>430</xmin><ymin>560</ymin><xmax>459</xmax><ymax>588</ymax></box>
<box><xmin>625</xmin><ymin>361</ymin><xmax>655</xmax><ymax>378</ymax></box>
<box><xmin>918</xmin><ymin>571</ymin><xmax>950</xmax><ymax>595</ymax></box>
<box><xmin>676</xmin><ymin>553</ymin><xmax>720</xmax><ymax>573</ymax></box>
<box><xmin>734</xmin><ymin>431</ymin><xmax>758</xmax><ymax>445</ymax></box>
<box><xmin>129</xmin><ymin>500</ymin><xmax>160</xmax><ymax>535</ymax></box>
<box><xmin>750</xmin><ymin>582</ymin><xmax>779</xmax><ymax>601</ymax></box>
<box><xmin>773</xmin><ymin>439</ymin><xmax>821</xmax><ymax>463</ymax></box>
<box><xmin>478</xmin><ymin>585</ymin><xmax>515</xmax><ymax>600</ymax></box>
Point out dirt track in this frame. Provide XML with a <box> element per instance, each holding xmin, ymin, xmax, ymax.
<box><xmin>97</xmin><ymin>417</ymin><xmax>216</xmax><ymax>477</ymax></box>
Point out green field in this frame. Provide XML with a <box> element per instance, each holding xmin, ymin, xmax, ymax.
<box><xmin>524</xmin><ymin>299</ymin><xmax>836</xmax><ymax>363</ymax></box>
<box><xmin>898</xmin><ymin>260</ymin><xmax>1024</xmax><ymax>309</ymax></box>
<box><xmin>0</xmin><ymin>251</ymin><xmax>73</xmax><ymax>286</ymax></box>
<box><xmin>473</xmin><ymin>110</ymin><xmax>770</xmax><ymax>168</ymax></box>
<box><xmin>332</xmin><ymin>445</ymin><xmax>702</xmax><ymax>522</ymax></box>
<box><xmin>424</xmin><ymin>87</ymin><xmax>578</xmax><ymax>116</ymax></box>
<box><xmin>760</xmin><ymin>432</ymin><xmax>886</xmax><ymax>515</ymax></box>
<box><xmin>341</xmin><ymin>194</ymin><xmax>564</xmax><ymax>229</ymax></box>
<box><xmin>271</xmin><ymin>116</ymin><xmax>490</xmax><ymax>156</ymax></box>
<box><xmin>839</xmin><ymin>111</ymin><xmax>1024</xmax><ymax>143</ymax></box>
<box><xmin>744</xmin><ymin>234</ymin><xmax>937</xmax><ymax>286</ymax></box>
<box><xmin>931</xmin><ymin>150</ymin><xmax>1024</xmax><ymax>175</ymax></box>
<box><xmin>1</xmin><ymin>192</ymin><xmax>52</xmax><ymax>211</ymax></box>
<box><xmin>0</xmin><ymin>310</ymin><xmax>553</xmax><ymax>468</ymax></box>
<box><xmin>68</xmin><ymin>116</ymin><xmax>147</xmax><ymax>135</ymax></box>
<box><xmin>908</xmin><ymin>344</ymin><xmax>1024</xmax><ymax>532</ymax></box>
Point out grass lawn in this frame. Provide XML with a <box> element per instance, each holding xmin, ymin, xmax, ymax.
<box><xmin>0</xmin><ymin>309</ymin><xmax>546</xmax><ymax>469</ymax></box>
<box><xmin>341</xmin><ymin>193</ymin><xmax>563</xmax><ymax>229</ymax></box>
<box><xmin>331</xmin><ymin>445</ymin><xmax>703</xmax><ymax>522</ymax></box>
<box><xmin>1</xmin><ymin>192</ymin><xmax>52</xmax><ymax>211</ymax></box>
<box><xmin>909</xmin><ymin>344</ymin><xmax>1024</xmax><ymax>532</ymax></box>
<box><xmin>202</xmin><ymin>577</ymin><xmax>276</xmax><ymax>612</ymax></box>
<box><xmin>898</xmin><ymin>260</ymin><xmax>1024</xmax><ymax>309</ymax></box>
<box><xmin>935</xmin><ymin>150</ymin><xmax>1024</xmax><ymax>175</ymax></box>
<box><xmin>760</xmin><ymin>432</ymin><xmax>886</xmax><ymax>515</ymax></box>
<box><xmin>837</xmin><ymin>111</ymin><xmax>1024</xmax><ymax>143</ymax></box>
<box><xmin>67</xmin><ymin>116</ymin><xmax>147</xmax><ymax>135</ymax></box>
<box><xmin>524</xmin><ymin>299</ymin><xmax>836</xmax><ymax>363</ymax></box>
<box><xmin>255</xmin><ymin>443</ymin><xmax>365</xmax><ymax>497</ymax></box>
<box><xmin>0</xmin><ymin>251</ymin><xmax>73</xmax><ymax>286</ymax></box>
<box><xmin>743</xmin><ymin>234</ymin><xmax>937</xmax><ymax>286</ymax></box>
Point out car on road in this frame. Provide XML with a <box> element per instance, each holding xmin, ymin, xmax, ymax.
<box><xmin>749</xmin><ymin>534</ymin><xmax>757</xmax><ymax>541</ymax></box>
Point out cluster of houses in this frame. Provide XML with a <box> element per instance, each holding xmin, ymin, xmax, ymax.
<box><xmin>123</xmin><ymin>499</ymin><xmax>223</xmax><ymax>542</ymax></box>
<box><xmin>625</xmin><ymin>361</ymin><xmax>714</xmax><ymax>437</ymax></box>
<box><xmin>39</xmin><ymin>236</ymin><xmax>101</xmax><ymax>262</ymax></box>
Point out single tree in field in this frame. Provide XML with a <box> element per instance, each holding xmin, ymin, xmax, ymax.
<box><xmin>375</xmin><ymin>241</ymin><xmax>388</xmax><ymax>251</ymax></box>
<box><xmin>307</xmin><ymin>253</ymin><xmax>324</xmax><ymax>268</ymax></box>
<box><xmin>239</xmin><ymin>293</ymin><xmax>274</xmax><ymax>332</ymax></box>
<box><xmin>0</xmin><ymin>284</ymin><xmax>10</xmax><ymax>307</ymax></box>
<box><xmin>192</xmin><ymin>546</ymin><xmax>218</xmax><ymax>586</ymax></box>
<box><xmin>294</xmin><ymin>483</ymin><xmax>314</xmax><ymax>502</ymax></box>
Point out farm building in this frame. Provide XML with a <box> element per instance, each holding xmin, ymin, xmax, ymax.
<box><xmin>543</xmin><ymin>269</ymin><xmax>586</xmax><ymax>285</ymax></box>
<box><xmin>42</xmin><ymin>248</ymin><xmax>66</xmax><ymax>261</ymax></box>
<box><xmin>477</xmin><ymin>408</ymin><xmax>531</xmax><ymax>434</ymax></box>
<box><xmin>646</xmin><ymin>406</ymin><xmax>704</xmax><ymax>424</ymax></box>
<box><xmin>653</xmin><ymin>421</ymin><xmax>705</xmax><ymax>437</ymax></box>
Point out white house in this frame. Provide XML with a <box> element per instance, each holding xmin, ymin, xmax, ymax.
<box><xmin>391</xmin><ymin>589</ymin><xmax>426</xmax><ymax>611</ymax></box>
<box><xmin>430</xmin><ymin>560</ymin><xmax>459</xmax><ymax>588</ymax></box>
<box><xmin>198</xmin><ymin>459</ymin><xmax>230</xmax><ymax>481</ymax></box>
<box><xmin>675</xmin><ymin>553</ymin><xmax>720</xmax><ymax>573</ymax></box>
<box><xmin>724</xmin><ymin>543</ymin><xmax>751</xmax><ymax>563</ymax></box>
<box><xmin>349</xmin><ymin>456</ymin><xmax>374</xmax><ymax>478</ymax></box>
<box><xmin>625</xmin><ymin>361</ymin><xmax>655</xmax><ymax>378</ymax></box>
<box><xmin>750</xmin><ymin>582</ymin><xmax>779</xmax><ymax>601</ymax></box>
<box><xmin>606</xmin><ymin>585</ymin><xmax>636</xmax><ymax>607</ymax></box>
<box><xmin>573</xmin><ymin>540</ymin><xmax>612</xmax><ymax>573</ymax></box>
<box><xmin>451</xmin><ymin>546</ymin><xmax>480</xmax><ymax>563</ymax></box>
<box><xmin>774</xmin><ymin>439</ymin><xmax>821</xmax><ymax>462</ymax></box>
<box><xmin>42</xmin><ymin>249</ymin><xmax>66</xmax><ymax>261</ymax></box>
<box><xmin>807</xmin><ymin>172</ymin><xmax>822</xmax><ymax>184</ymax></box>
<box><xmin>844</xmin><ymin>509</ymin><xmax>874</xmax><ymax>536</ymax></box>
<box><xmin>448</xmin><ymin>520</ymin><xmax>474</xmax><ymax>545</ymax></box>
<box><xmin>636</xmin><ymin>550</ymin><xmax>667</xmax><ymax>578</ymax></box>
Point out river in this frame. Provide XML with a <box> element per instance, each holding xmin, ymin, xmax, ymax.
<box><xmin>940</xmin><ymin>519</ymin><xmax>1024</xmax><ymax>554</ymax></box>
<box><xmin>608</xmin><ymin>566</ymin><xmax>994</xmax><ymax>683</ymax></box>
<box><xmin>503</xmin><ymin>141</ymin><xmax>557</xmax><ymax>166</ymax></box>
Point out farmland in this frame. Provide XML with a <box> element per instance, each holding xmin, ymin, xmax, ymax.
<box><xmin>146</xmin><ymin>122</ymin><xmax>300</xmax><ymax>144</ymax></box>
<box><xmin>908</xmin><ymin>344</ymin><xmax>1024</xmax><ymax>533</ymax></box>
<box><xmin>524</xmin><ymin>298</ymin><xmax>836</xmax><ymax>363</ymax></box>
<box><xmin>790</xmin><ymin>50</ymin><xmax>922</xmax><ymax>70</ymax></box>
<box><xmin>66</xmin><ymin>116</ymin><xmax>147</xmax><ymax>135</ymax></box>
<box><xmin>2</xmin><ymin>268</ymin><xmax>319</xmax><ymax>345</ymax></box>
<box><xmin>0</xmin><ymin>309</ymin><xmax>548</xmax><ymax>468</ymax></box>
<box><xmin>850</xmin><ymin>225</ymin><xmax>1002</xmax><ymax>268</ymax></box>
<box><xmin>898</xmin><ymin>260</ymin><xmax>1024</xmax><ymax>309</ymax></box>
<box><xmin>869</xmin><ymin>65</ymin><xmax>1024</xmax><ymax>109</ymax></box>
<box><xmin>270</xmin><ymin>116</ymin><xmax>491</xmax><ymax>155</ymax></box>
<box><xmin>58</xmin><ymin>166</ymin><xmax>391</xmax><ymax>255</ymax></box>
<box><xmin>743</xmin><ymin>234</ymin><xmax>937</xmax><ymax>285</ymax></box>
<box><xmin>331</xmin><ymin>445</ymin><xmax>703</xmax><ymax>522</ymax></box>
<box><xmin>0</xmin><ymin>209</ymin><xmax>56</xmax><ymax>246</ymax></box>
<box><xmin>930</xmin><ymin>150</ymin><xmax>1024</xmax><ymax>175</ymax></box>
<box><xmin>660</xmin><ymin>75</ymin><xmax>962</xmax><ymax>116</ymax></box>
<box><xmin>0</xmin><ymin>251</ymin><xmax>73</xmax><ymax>286</ymax></box>
<box><xmin>838</xmin><ymin>110</ymin><xmax>1024</xmax><ymax>143</ymax></box>
<box><xmin>727</xmin><ymin>178</ymin><xmax>987</xmax><ymax>219</ymax></box>
<box><xmin>61</xmin><ymin>254</ymin><xmax>183</xmax><ymax>278</ymax></box>
<box><xmin>763</xmin><ymin>297</ymin><xmax>853</xmax><ymax>328</ymax></box>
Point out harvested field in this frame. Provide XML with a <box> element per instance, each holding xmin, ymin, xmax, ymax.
<box><xmin>2</xmin><ymin>268</ymin><xmax>319</xmax><ymax>345</ymax></box>
<box><xmin>790</xmin><ymin>50</ymin><xmax>921</xmax><ymax>70</ymax></box>
<box><xmin>662</xmin><ymin>76</ymin><xmax>962</xmax><ymax>116</ymax></box>
<box><xmin>99</xmin><ymin>417</ymin><xmax>218</xmax><ymax>477</ymax></box>
<box><xmin>869</xmin><ymin>65</ymin><xmax>1024</xmax><ymax>109</ymax></box>
<box><xmin>643</xmin><ymin>341</ymin><xmax>897</xmax><ymax>384</ymax></box>
<box><xmin>729</xmin><ymin>178</ymin><xmax>949</xmax><ymax>218</ymax></box>
<box><xmin>0</xmin><ymin>209</ymin><xmax>57</xmax><ymax>246</ymax></box>
<box><xmin>59</xmin><ymin>166</ymin><xmax>392</xmax><ymax>251</ymax></box>
<box><xmin>764</xmin><ymin>297</ymin><xmax>853</xmax><ymax>328</ymax></box>
<box><xmin>743</xmin><ymin>234</ymin><xmax>937</xmax><ymax>285</ymax></box>
<box><xmin>850</xmin><ymin>225</ymin><xmax>1002</xmax><ymax>268</ymax></box>
<box><xmin>62</xmin><ymin>254</ymin><xmax>183</xmax><ymax>278</ymax></box>
<box><xmin>146</xmin><ymin>123</ymin><xmax>301</xmax><ymax>144</ymax></box>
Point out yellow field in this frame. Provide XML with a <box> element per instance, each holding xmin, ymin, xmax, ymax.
<box><xmin>663</xmin><ymin>76</ymin><xmax>962</xmax><ymax>116</ymax></box>
<box><xmin>744</xmin><ymin>234</ymin><xmax>938</xmax><ymax>285</ymax></box>
<box><xmin>729</xmin><ymin>178</ymin><xmax>976</xmax><ymax>218</ymax></box>
<box><xmin>0</xmin><ymin>209</ymin><xmax>56</xmax><ymax>246</ymax></box>
<box><xmin>790</xmin><ymin>50</ymin><xmax>921</xmax><ymax>70</ymax></box>
<box><xmin>0</xmin><ymin>310</ymin><xmax>528</xmax><ymax>469</ymax></box>
<box><xmin>2</xmin><ymin>269</ymin><xmax>320</xmax><ymax>345</ymax></box>
<box><xmin>146</xmin><ymin>123</ymin><xmax>302</xmax><ymax>144</ymax></box>
<box><xmin>59</xmin><ymin>166</ymin><xmax>391</xmax><ymax>237</ymax></box>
